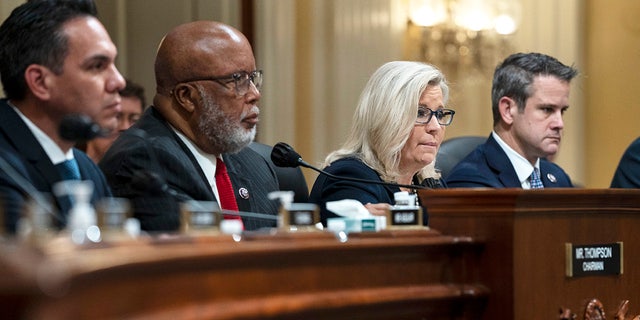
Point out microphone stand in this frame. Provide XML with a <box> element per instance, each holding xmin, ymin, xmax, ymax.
<box><xmin>271</xmin><ymin>142</ymin><xmax>427</xmax><ymax>190</ymax></box>
<box><xmin>298</xmin><ymin>160</ymin><xmax>427</xmax><ymax>190</ymax></box>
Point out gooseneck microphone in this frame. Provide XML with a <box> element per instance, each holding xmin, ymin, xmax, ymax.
<box><xmin>271</xmin><ymin>142</ymin><xmax>427</xmax><ymax>190</ymax></box>
<box><xmin>271</xmin><ymin>142</ymin><xmax>313</xmax><ymax>169</ymax></box>
<box><xmin>59</xmin><ymin>114</ymin><xmax>107</xmax><ymax>142</ymax></box>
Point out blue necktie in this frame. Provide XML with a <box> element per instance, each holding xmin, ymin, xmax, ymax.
<box><xmin>529</xmin><ymin>167</ymin><xmax>544</xmax><ymax>189</ymax></box>
<box><xmin>56</xmin><ymin>159</ymin><xmax>81</xmax><ymax>180</ymax></box>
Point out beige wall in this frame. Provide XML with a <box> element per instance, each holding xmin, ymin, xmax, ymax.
<box><xmin>94</xmin><ymin>0</ymin><xmax>242</xmax><ymax>108</ymax></box>
<box><xmin>403</xmin><ymin>0</ymin><xmax>585</xmax><ymax>185</ymax></box>
<box><xmin>255</xmin><ymin>0</ymin><xmax>588</xmax><ymax>187</ymax></box>
<box><xmin>2</xmin><ymin>0</ymin><xmax>638</xmax><ymax>188</ymax></box>
<box><xmin>585</xmin><ymin>0</ymin><xmax>640</xmax><ymax>187</ymax></box>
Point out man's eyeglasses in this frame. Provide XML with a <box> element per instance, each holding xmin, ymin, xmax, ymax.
<box><xmin>177</xmin><ymin>70</ymin><xmax>263</xmax><ymax>97</ymax></box>
<box><xmin>416</xmin><ymin>105</ymin><xmax>456</xmax><ymax>126</ymax></box>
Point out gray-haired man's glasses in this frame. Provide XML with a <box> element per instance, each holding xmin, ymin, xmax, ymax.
<box><xmin>176</xmin><ymin>70</ymin><xmax>263</xmax><ymax>97</ymax></box>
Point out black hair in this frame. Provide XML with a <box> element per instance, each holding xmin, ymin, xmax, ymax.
<box><xmin>0</xmin><ymin>0</ymin><xmax>98</xmax><ymax>99</ymax></box>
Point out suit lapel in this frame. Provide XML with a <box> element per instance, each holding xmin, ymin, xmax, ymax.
<box><xmin>146</xmin><ymin>108</ymin><xmax>215</xmax><ymax>201</ymax></box>
<box><xmin>0</xmin><ymin>101</ymin><xmax>70</xmax><ymax>215</ymax></box>
<box><xmin>1</xmin><ymin>102</ymin><xmax>61</xmax><ymax>186</ymax></box>
<box><xmin>485</xmin><ymin>135</ymin><xmax>521</xmax><ymax>187</ymax></box>
<box><xmin>223</xmin><ymin>154</ymin><xmax>252</xmax><ymax>213</ymax></box>
<box><xmin>539</xmin><ymin>160</ymin><xmax>563</xmax><ymax>187</ymax></box>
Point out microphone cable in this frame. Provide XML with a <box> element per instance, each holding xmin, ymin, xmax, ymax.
<box><xmin>270</xmin><ymin>142</ymin><xmax>428</xmax><ymax>190</ymax></box>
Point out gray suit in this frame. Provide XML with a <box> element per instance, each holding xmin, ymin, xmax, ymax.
<box><xmin>99</xmin><ymin>107</ymin><xmax>280</xmax><ymax>231</ymax></box>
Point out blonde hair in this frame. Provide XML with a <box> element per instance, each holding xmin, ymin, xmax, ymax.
<box><xmin>324</xmin><ymin>61</ymin><xmax>449</xmax><ymax>182</ymax></box>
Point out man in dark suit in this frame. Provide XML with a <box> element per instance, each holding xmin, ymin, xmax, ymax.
<box><xmin>446</xmin><ymin>53</ymin><xmax>577</xmax><ymax>188</ymax></box>
<box><xmin>611</xmin><ymin>137</ymin><xmax>640</xmax><ymax>188</ymax></box>
<box><xmin>100</xmin><ymin>21</ymin><xmax>279</xmax><ymax>232</ymax></box>
<box><xmin>0</xmin><ymin>0</ymin><xmax>125</xmax><ymax>233</ymax></box>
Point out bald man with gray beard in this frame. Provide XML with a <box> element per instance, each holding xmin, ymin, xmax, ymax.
<box><xmin>99</xmin><ymin>21</ymin><xmax>280</xmax><ymax>232</ymax></box>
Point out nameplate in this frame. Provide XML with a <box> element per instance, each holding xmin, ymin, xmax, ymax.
<box><xmin>287</xmin><ymin>209</ymin><xmax>316</xmax><ymax>226</ymax></box>
<box><xmin>280</xmin><ymin>203</ymin><xmax>320</xmax><ymax>229</ymax></box>
<box><xmin>326</xmin><ymin>216</ymin><xmax>386</xmax><ymax>233</ymax></box>
<box><xmin>180</xmin><ymin>200</ymin><xmax>221</xmax><ymax>233</ymax></box>
<box><xmin>565</xmin><ymin>242</ymin><xmax>623</xmax><ymax>277</ymax></box>
<box><xmin>388</xmin><ymin>207</ymin><xmax>423</xmax><ymax>228</ymax></box>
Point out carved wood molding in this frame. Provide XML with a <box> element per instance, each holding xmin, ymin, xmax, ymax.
<box><xmin>559</xmin><ymin>298</ymin><xmax>640</xmax><ymax>320</ymax></box>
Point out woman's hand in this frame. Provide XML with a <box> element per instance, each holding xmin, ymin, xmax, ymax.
<box><xmin>364</xmin><ymin>203</ymin><xmax>391</xmax><ymax>216</ymax></box>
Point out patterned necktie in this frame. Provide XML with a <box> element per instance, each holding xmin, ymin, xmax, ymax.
<box><xmin>529</xmin><ymin>167</ymin><xmax>544</xmax><ymax>189</ymax></box>
<box><xmin>56</xmin><ymin>159</ymin><xmax>81</xmax><ymax>180</ymax></box>
<box><xmin>215</xmin><ymin>158</ymin><xmax>242</xmax><ymax>222</ymax></box>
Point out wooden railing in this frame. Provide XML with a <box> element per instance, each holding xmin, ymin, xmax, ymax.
<box><xmin>0</xmin><ymin>229</ymin><xmax>487</xmax><ymax>319</ymax></box>
<box><xmin>4</xmin><ymin>188</ymin><xmax>637</xmax><ymax>319</ymax></box>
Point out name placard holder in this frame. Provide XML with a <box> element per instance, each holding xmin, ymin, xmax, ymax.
<box><xmin>565</xmin><ymin>242</ymin><xmax>623</xmax><ymax>277</ymax></box>
<box><xmin>180</xmin><ymin>200</ymin><xmax>221</xmax><ymax>234</ymax></box>
<box><xmin>279</xmin><ymin>203</ymin><xmax>320</xmax><ymax>231</ymax></box>
<box><xmin>386</xmin><ymin>207</ymin><xmax>424</xmax><ymax>229</ymax></box>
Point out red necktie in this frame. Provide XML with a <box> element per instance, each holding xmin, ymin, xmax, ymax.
<box><xmin>215</xmin><ymin>158</ymin><xmax>241</xmax><ymax>221</ymax></box>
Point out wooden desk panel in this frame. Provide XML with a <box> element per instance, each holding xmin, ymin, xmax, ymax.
<box><xmin>1</xmin><ymin>229</ymin><xmax>487</xmax><ymax>319</ymax></box>
<box><xmin>421</xmin><ymin>188</ymin><xmax>640</xmax><ymax>320</ymax></box>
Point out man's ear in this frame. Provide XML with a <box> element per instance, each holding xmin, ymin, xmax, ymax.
<box><xmin>499</xmin><ymin>96</ymin><xmax>516</xmax><ymax>125</ymax></box>
<box><xmin>172</xmin><ymin>83</ymin><xmax>198</xmax><ymax>113</ymax></box>
<box><xmin>24</xmin><ymin>64</ymin><xmax>51</xmax><ymax>100</ymax></box>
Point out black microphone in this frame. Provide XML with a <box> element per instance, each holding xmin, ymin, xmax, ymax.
<box><xmin>271</xmin><ymin>142</ymin><xmax>313</xmax><ymax>169</ymax></box>
<box><xmin>59</xmin><ymin>113</ymin><xmax>107</xmax><ymax>142</ymax></box>
<box><xmin>271</xmin><ymin>142</ymin><xmax>427</xmax><ymax>190</ymax></box>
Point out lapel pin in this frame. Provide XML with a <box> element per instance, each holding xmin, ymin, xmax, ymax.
<box><xmin>547</xmin><ymin>173</ymin><xmax>557</xmax><ymax>183</ymax></box>
<box><xmin>239</xmin><ymin>187</ymin><xmax>249</xmax><ymax>199</ymax></box>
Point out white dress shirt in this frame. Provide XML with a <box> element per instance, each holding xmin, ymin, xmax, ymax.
<box><xmin>492</xmin><ymin>131</ymin><xmax>540</xmax><ymax>189</ymax></box>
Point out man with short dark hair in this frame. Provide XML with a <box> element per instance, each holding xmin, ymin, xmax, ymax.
<box><xmin>0</xmin><ymin>0</ymin><xmax>125</xmax><ymax>233</ymax></box>
<box><xmin>446</xmin><ymin>52</ymin><xmax>578</xmax><ymax>188</ymax></box>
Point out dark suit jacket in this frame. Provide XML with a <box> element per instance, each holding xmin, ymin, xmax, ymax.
<box><xmin>0</xmin><ymin>99</ymin><xmax>112</xmax><ymax>233</ymax></box>
<box><xmin>308</xmin><ymin>157</ymin><xmax>443</xmax><ymax>226</ymax></box>
<box><xmin>445</xmin><ymin>134</ymin><xmax>573</xmax><ymax>188</ymax></box>
<box><xmin>99</xmin><ymin>107</ymin><xmax>280</xmax><ymax>231</ymax></box>
<box><xmin>611</xmin><ymin>137</ymin><xmax>640</xmax><ymax>188</ymax></box>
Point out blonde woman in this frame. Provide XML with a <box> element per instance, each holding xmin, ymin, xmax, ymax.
<box><xmin>309</xmin><ymin>61</ymin><xmax>455</xmax><ymax>226</ymax></box>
